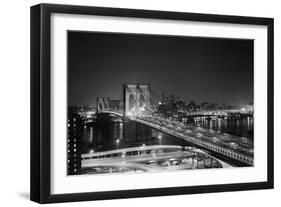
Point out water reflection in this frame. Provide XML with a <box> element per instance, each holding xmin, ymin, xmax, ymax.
<box><xmin>80</xmin><ymin>118</ymin><xmax>188</xmax><ymax>153</ymax></box>
<box><xmin>194</xmin><ymin>116</ymin><xmax>253</xmax><ymax>140</ymax></box>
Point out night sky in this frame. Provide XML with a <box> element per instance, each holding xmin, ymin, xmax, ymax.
<box><xmin>68</xmin><ymin>31</ymin><xmax>253</xmax><ymax>107</ymax></box>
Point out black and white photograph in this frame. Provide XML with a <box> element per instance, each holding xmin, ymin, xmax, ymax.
<box><xmin>67</xmin><ymin>31</ymin><xmax>254</xmax><ymax>176</ymax></box>
<box><xmin>28</xmin><ymin>2</ymin><xmax>274</xmax><ymax>204</ymax></box>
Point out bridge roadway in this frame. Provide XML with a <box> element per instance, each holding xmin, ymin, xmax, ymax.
<box><xmin>100</xmin><ymin>110</ymin><xmax>254</xmax><ymax>166</ymax></box>
<box><xmin>81</xmin><ymin>145</ymin><xmax>231</xmax><ymax>172</ymax></box>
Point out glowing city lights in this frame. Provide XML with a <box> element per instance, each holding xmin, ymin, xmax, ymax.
<box><xmin>126</xmin><ymin>105</ymin><xmax>148</xmax><ymax>117</ymax></box>
<box><xmin>116</xmin><ymin>139</ymin><xmax>120</xmax><ymax>150</ymax></box>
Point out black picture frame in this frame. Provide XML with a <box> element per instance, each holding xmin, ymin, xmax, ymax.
<box><xmin>30</xmin><ymin>3</ymin><xmax>274</xmax><ymax>204</ymax></box>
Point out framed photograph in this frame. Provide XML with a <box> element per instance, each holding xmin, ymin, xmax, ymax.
<box><xmin>30</xmin><ymin>3</ymin><xmax>274</xmax><ymax>203</ymax></box>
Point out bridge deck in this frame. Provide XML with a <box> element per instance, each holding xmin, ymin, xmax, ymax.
<box><xmin>130</xmin><ymin>116</ymin><xmax>253</xmax><ymax>166</ymax></box>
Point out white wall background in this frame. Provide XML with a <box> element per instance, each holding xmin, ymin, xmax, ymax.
<box><xmin>0</xmin><ymin>0</ymin><xmax>279</xmax><ymax>206</ymax></box>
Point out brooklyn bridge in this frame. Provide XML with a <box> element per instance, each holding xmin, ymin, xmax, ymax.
<box><xmin>80</xmin><ymin>83</ymin><xmax>254</xmax><ymax>174</ymax></box>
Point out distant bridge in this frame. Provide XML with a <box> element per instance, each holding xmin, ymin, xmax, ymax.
<box><xmin>186</xmin><ymin>109</ymin><xmax>253</xmax><ymax>116</ymax></box>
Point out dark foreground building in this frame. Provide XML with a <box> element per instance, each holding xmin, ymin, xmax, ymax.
<box><xmin>67</xmin><ymin>111</ymin><xmax>83</xmax><ymax>175</ymax></box>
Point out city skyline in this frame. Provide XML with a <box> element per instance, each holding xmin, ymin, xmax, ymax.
<box><xmin>68</xmin><ymin>31</ymin><xmax>253</xmax><ymax>107</ymax></box>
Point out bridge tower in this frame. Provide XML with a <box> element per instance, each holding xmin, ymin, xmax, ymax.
<box><xmin>96</xmin><ymin>97</ymin><xmax>110</xmax><ymax>112</ymax></box>
<box><xmin>123</xmin><ymin>83</ymin><xmax>150</xmax><ymax>116</ymax></box>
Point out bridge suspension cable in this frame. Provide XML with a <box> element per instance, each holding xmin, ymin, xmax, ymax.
<box><xmin>135</xmin><ymin>85</ymin><xmax>162</xmax><ymax>109</ymax></box>
<box><xmin>126</xmin><ymin>86</ymin><xmax>170</xmax><ymax>130</ymax></box>
<box><xmin>149</xmin><ymin>86</ymin><xmax>162</xmax><ymax>105</ymax></box>
<box><xmin>125</xmin><ymin>86</ymin><xmax>154</xmax><ymax>116</ymax></box>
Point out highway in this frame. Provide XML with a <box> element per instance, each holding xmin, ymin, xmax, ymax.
<box><xmin>81</xmin><ymin>145</ymin><xmax>231</xmax><ymax>173</ymax></box>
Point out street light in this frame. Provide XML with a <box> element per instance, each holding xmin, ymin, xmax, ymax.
<box><xmin>158</xmin><ymin>135</ymin><xmax>162</xmax><ymax>146</ymax></box>
<box><xmin>116</xmin><ymin>139</ymin><xmax>120</xmax><ymax>150</ymax></box>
